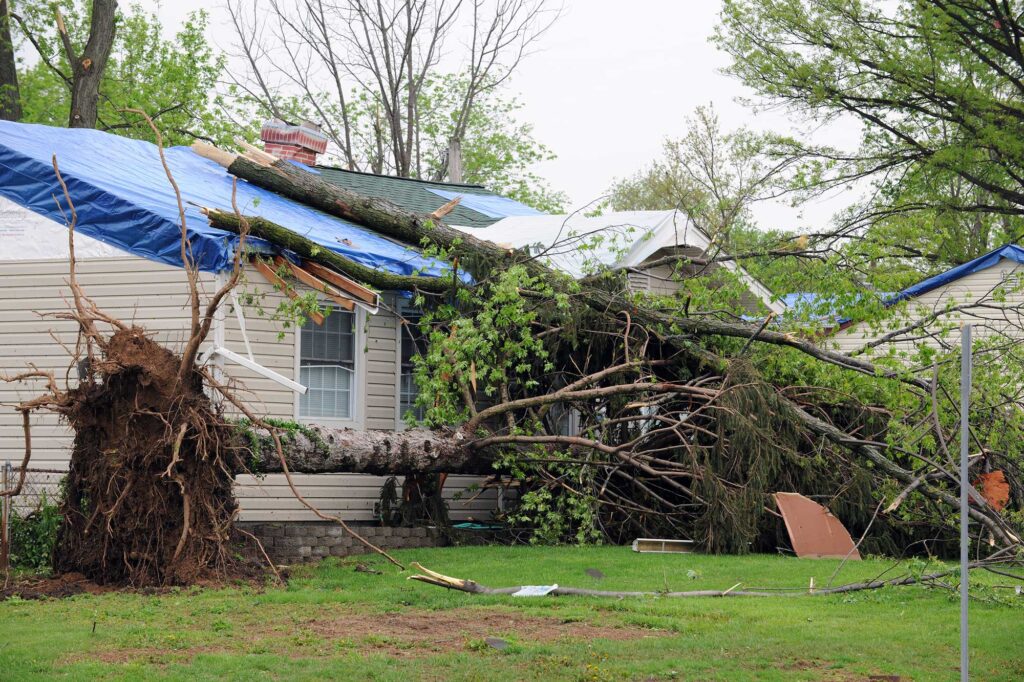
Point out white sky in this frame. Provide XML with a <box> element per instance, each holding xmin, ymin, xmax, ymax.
<box><xmin>143</xmin><ymin>0</ymin><xmax>860</xmax><ymax>232</ymax></box>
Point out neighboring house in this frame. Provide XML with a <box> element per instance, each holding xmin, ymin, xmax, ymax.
<box><xmin>0</xmin><ymin>119</ymin><xmax>528</xmax><ymax>525</ymax></box>
<box><xmin>830</xmin><ymin>245</ymin><xmax>1024</xmax><ymax>357</ymax></box>
<box><xmin>452</xmin><ymin>210</ymin><xmax>784</xmax><ymax>315</ymax></box>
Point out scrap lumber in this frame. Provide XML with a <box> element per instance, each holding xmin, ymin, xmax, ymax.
<box><xmin>273</xmin><ymin>256</ymin><xmax>354</xmax><ymax>311</ymax></box>
<box><xmin>206</xmin><ymin>209</ymin><xmax>452</xmax><ymax>294</ymax></box>
<box><xmin>251</xmin><ymin>257</ymin><xmax>325</xmax><ymax>325</ymax></box>
<box><xmin>302</xmin><ymin>261</ymin><xmax>378</xmax><ymax>305</ymax></box>
<box><xmin>406</xmin><ymin>562</ymin><xmax>988</xmax><ymax>599</ymax></box>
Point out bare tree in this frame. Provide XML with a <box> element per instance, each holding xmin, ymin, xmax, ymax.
<box><xmin>224</xmin><ymin>0</ymin><xmax>558</xmax><ymax>178</ymax></box>
<box><xmin>60</xmin><ymin>0</ymin><xmax>118</xmax><ymax>128</ymax></box>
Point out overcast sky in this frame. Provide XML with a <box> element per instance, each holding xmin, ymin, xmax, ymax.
<box><xmin>144</xmin><ymin>0</ymin><xmax>858</xmax><ymax>231</ymax></box>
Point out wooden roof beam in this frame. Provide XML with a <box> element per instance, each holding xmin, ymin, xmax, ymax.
<box><xmin>251</xmin><ymin>257</ymin><xmax>326</xmax><ymax>325</ymax></box>
<box><xmin>273</xmin><ymin>256</ymin><xmax>355</xmax><ymax>311</ymax></box>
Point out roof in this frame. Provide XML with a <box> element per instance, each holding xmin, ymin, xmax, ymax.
<box><xmin>452</xmin><ymin>210</ymin><xmax>784</xmax><ymax>314</ymax></box>
<box><xmin>0</xmin><ymin>121</ymin><xmax>455</xmax><ymax>280</ymax></box>
<box><xmin>886</xmin><ymin>244</ymin><xmax>1024</xmax><ymax>305</ymax></box>
<box><xmin>314</xmin><ymin>166</ymin><xmax>540</xmax><ymax>228</ymax></box>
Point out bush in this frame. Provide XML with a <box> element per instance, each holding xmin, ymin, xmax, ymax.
<box><xmin>9</xmin><ymin>499</ymin><xmax>61</xmax><ymax>572</ymax></box>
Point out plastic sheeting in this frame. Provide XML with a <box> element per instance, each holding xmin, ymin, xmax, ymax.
<box><xmin>0</xmin><ymin>195</ymin><xmax>128</xmax><ymax>260</ymax></box>
<box><xmin>0</xmin><ymin>121</ymin><xmax>455</xmax><ymax>279</ymax></box>
<box><xmin>887</xmin><ymin>244</ymin><xmax>1024</xmax><ymax>305</ymax></box>
<box><xmin>428</xmin><ymin>188</ymin><xmax>542</xmax><ymax>218</ymax></box>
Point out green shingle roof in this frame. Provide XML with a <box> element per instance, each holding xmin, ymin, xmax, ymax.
<box><xmin>314</xmin><ymin>166</ymin><xmax>506</xmax><ymax>228</ymax></box>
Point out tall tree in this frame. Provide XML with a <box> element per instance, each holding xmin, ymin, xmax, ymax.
<box><xmin>0</xmin><ymin>0</ymin><xmax>19</xmax><ymax>120</ymax></box>
<box><xmin>15</xmin><ymin>3</ymin><xmax>242</xmax><ymax>145</ymax></box>
<box><xmin>715</xmin><ymin>0</ymin><xmax>1024</xmax><ymax>268</ymax></box>
<box><xmin>62</xmin><ymin>0</ymin><xmax>115</xmax><ymax>127</ymax></box>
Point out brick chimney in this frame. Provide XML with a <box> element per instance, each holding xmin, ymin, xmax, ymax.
<box><xmin>260</xmin><ymin>118</ymin><xmax>328</xmax><ymax>166</ymax></box>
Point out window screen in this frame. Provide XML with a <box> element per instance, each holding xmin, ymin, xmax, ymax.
<box><xmin>399</xmin><ymin>309</ymin><xmax>427</xmax><ymax>423</ymax></box>
<box><xmin>299</xmin><ymin>309</ymin><xmax>355</xmax><ymax>419</ymax></box>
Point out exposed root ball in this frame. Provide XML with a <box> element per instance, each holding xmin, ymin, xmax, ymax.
<box><xmin>54</xmin><ymin>328</ymin><xmax>243</xmax><ymax>586</ymax></box>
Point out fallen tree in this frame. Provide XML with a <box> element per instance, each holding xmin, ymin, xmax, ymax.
<box><xmin>2</xmin><ymin>131</ymin><xmax>1021</xmax><ymax>587</ymax></box>
<box><xmin>210</xmin><ymin>148</ymin><xmax>1020</xmax><ymax>551</ymax></box>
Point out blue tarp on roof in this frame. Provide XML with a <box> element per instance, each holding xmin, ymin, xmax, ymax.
<box><xmin>886</xmin><ymin>244</ymin><xmax>1024</xmax><ymax>305</ymax></box>
<box><xmin>427</xmin><ymin>188</ymin><xmax>542</xmax><ymax>219</ymax></box>
<box><xmin>0</xmin><ymin>120</ymin><xmax>455</xmax><ymax>279</ymax></box>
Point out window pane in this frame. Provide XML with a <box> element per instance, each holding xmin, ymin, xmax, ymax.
<box><xmin>299</xmin><ymin>308</ymin><xmax>355</xmax><ymax>419</ymax></box>
<box><xmin>300</xmin><ymin>365</ymin><xmax>352</xmax><ymax>419</ymax></box>
<box><xmin>398</xmin><ymin>311</ymin><xmax>426</xmax><ymax>422</ymax></box>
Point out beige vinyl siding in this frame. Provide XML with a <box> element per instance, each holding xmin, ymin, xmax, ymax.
<box><xmin>0</xmin><ymin>257</ymin><xmax>202</xmax><ymax>472</ymax></box>
<box><xmin>831</xmin><ymin>259</ymin><xmax>1024</xmax><ymax>356</ymax></box>
<box><xmin>364</xmin><ymin>299</ymin><xmax>398</xmax><ymax>431</ymax></box>
<box><xmin>626</xmin><ymin>247</ymin><xmax>769</xmax><ymax>314</ymax></box>
<box><xmin>1</xmin><ymin>255</ymin><xmax>496</xmax><ymax>522</ymax></box>
<box><xmin>222</xmin><ymin>272</ymin><xmax>297</xmax><ymax>421</ymax></box>
<box><xmin>235</xmin><ymin>474</ymin><xmax>501</xmax><ymax>522</ymax></box>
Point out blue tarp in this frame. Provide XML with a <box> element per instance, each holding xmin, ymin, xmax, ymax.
<box><xmin>886</xmin><ymin>244</ymin><xmax>1024</xmax><ymax>305</ymax></box>
<box><xmin>427</xmin><ymin>188</ymin><xmax>542</xmax><ymax>219</ymax></box>
<box><xmin>781</xmin><ymin>244</ymin><xmax>1024</xmax><ymax>325</ymax></box>
<box><xmin>0</xmin><ymin>121</ymin><xmax>456</xmax><ymax>279</ymax></box>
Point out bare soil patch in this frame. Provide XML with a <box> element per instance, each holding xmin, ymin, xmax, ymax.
<box><xmin>305</xmin><ymin>606</ymin><xmax>665</xmax><ymax>657</ymax></box>
<box><xmin>1</xmin><ymin>572</ymin><xmax>115</xmax><ymax>600</ymax></box>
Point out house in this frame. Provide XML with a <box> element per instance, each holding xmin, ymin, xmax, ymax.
<box><xmin>829</xmin><ymin>245</ymin><xmax>1024</xmax><ymax>357</ymax></box>
<box><xmin>0</xmin><ymin>119</ymin><xmax>783</xmax><ymax>561</ymax></box>
<box><xmin>0</xmin><ymin>119</ymin><xmax>525</xmax><ymax>541</ymax></box>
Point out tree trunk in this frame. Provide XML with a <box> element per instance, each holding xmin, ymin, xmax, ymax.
<box><xmin>206</xmin><ymin>211</ymin><xmax>452</xmax><ymax>294</ymax></box>
<box><xmin>248</xmin><ymin>424</ymin><xmax>491</xmax><ymax>475</ymax></box>
<box><xmin>66</xmin><ymin>0</ymin><xmax>117</xmax><ymax>129</ymax></box>
<box><xmin>0</xmin><ymin>0</ymin><xmax>19</xmax><ymax>121</ymax></box>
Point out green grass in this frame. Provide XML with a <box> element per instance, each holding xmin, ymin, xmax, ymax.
<box><xmin>1</xmin><ymin>546</ymin><xmax>1022</xmax><ymax>680</ymax></box>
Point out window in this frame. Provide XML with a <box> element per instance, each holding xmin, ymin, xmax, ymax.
<box><xmin>299</xmin><ymin>309</ymin><xmax>355</xmax><ymax>420</ymax></box>
<box><xmin>399</xmin><ymin>307</ymin><xmax>427</xmax><ymax>423</ymax></box>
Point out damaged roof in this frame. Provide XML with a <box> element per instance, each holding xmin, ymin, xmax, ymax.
<box><xmin>0</xmin><ymin>121</ymin><xmax>514</xmax><ymax>279</ymax></box>
<box><xmin>315</xmin><ymin>166</ymin><xmax>541</xmax><ymax>228</ymax></box>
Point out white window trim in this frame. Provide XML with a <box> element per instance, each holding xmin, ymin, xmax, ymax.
<box><xmin>294</xmin><ymin>306</ymin><xmax>367</xmax><ymax>430</ymax></box>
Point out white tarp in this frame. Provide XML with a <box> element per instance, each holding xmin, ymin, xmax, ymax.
<box><xmin>0</xmin><ymin>195</ymin><xmax>130</xmax><ymax>261</ymax></box>
<box><xmin>453</xmin><ymin>210</ymin><xmax>784</xmax><ymax>314</ymax></box>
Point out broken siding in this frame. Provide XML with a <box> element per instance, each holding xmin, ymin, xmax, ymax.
<box><xmin>831</xmin><ymin>260</ymin><xmax>1024</xmax><ymax>356</ymax></box>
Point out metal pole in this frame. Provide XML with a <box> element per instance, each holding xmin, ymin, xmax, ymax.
<box><xmin>1</xmin><ymin>460</ymin><xmax>9</xmax><ymax>578</ymax></box>
<box><xmin>960</xmin><ymin>324</ymin><xmax>971</xmax><ymax>682</ymax></box>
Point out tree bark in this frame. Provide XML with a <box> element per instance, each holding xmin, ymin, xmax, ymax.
<box><xmin>248</xmin><ymin>423</ymin><xmax>490</xmax><ymax>475</ymax></box>
<box><xmin>0</xmin><ymin>0</ymin><xmax>20</xmax><ymax>121</ymax></box>
<box><xmin>205</xmin><ymin>211</ymin><xmax>452</xmax><ymax>294</ymax></box>
<box><xmin>65</xmin><ymin>0</ymin><xmax>117</xmax><ymax>129</ymax></box>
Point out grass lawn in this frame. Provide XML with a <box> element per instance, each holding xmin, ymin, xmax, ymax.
<box><xmin>1</xmin><ymin>545</ymin><xmax>1022</xmax><ymax>681</ymax></box>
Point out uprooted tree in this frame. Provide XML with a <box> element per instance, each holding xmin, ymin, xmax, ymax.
<box><xmin>1</xmin><ymin>121</ymin><xmax>1022</xmax><ymax>586</ymax></box>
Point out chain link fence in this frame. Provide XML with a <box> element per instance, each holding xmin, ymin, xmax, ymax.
<box><xmin>1</xmin><ymin>464</ymin><xmax>64</xmax><ymax>577</ymax></box>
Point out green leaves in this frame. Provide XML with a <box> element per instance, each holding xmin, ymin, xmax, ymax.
<box><xmin>17</xmin><ymin>3</ymin><xmax>247</xmax><ymax>146</ymax></box>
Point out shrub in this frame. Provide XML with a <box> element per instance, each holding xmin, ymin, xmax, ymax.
<box><xmin>9</xmin><ymin>498</ymin><xmax>61</xmax><ymax>572</ymax></box>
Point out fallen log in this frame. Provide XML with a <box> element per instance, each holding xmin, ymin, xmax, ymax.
<box><xmin>246</xmin><ymin>423</ymin><xmax>488</xmax><ymax>475</ymax></box>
